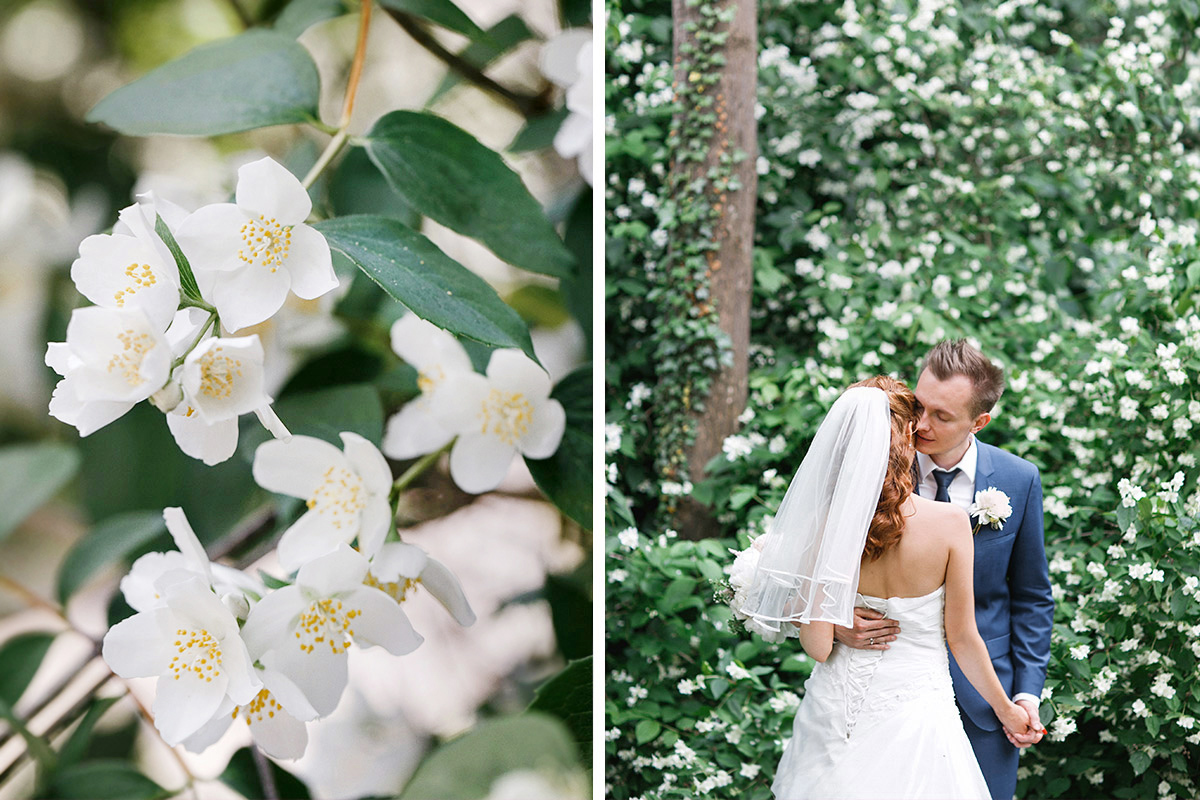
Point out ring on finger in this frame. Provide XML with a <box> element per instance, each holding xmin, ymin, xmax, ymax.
<box><xmin>869</xmin><ymin>637</ymin><xmax>875</xmax><ymax>645</ymax></box>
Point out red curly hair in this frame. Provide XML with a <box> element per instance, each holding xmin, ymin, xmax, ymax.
<box><xmin>850</xmin><ymin>375</ymin><xmax>919</xmax><ymax>560</ymax></box>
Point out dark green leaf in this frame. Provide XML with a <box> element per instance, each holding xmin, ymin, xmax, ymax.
<box><xmin>528</xmin><ymin>657</ymin><xmax>590</xmax><ymax>760</ymax></box>
<box><xmin>87</xmin><ymin>30</ymin><xmax>320</xmax><ymax>136</ymax></box>
<box><xmin>509</xmin><ymin>108</ymin><xmax>570</xmax><ymax>153</ymax></box>
<box><xmin>219</xmin><ymin>747</ymin><xmax>311</xmax><ymax>799</ymax></box>
<box><xmin>327</xmin><ymin>146</ymin><xmax>418</xmax><ymax>227</ymax></box>
<box><xmin>526</xmin><ymin>365</ymin><xmax>592</xmax><ymax>528</ymax></box>
<box><xmin>362</xmin><ymin>111</ymin><xmax>574</xmax><ymax>278</ymax></box>
<box><xmin>0</xmin><ymin>632</ymin><xmax>56</xmax><ymax>707</ymax></box>
<box><xmin>544</xmin><ymin>572</ymin><xmax>590</xmax><ymax>660</ymax></box>
<box><xmin>58</xmin><ymin>697</ymin><xmax>120</xmax><ymax>770</ymax></box>
<box><xmin>1130</xmin><ymin>749</ymin><xmax>1151</xmax><ymax>776</ymax></box>
<box><xmin>558</xmin><ymin>0</ymin><xmax>590</xmax><ymax>26</ymax></box>
<box><xmin>379</xmin><ymin>0</ymin><xmax>486</xmax><ymax>39</ymax></box>
<box><xmin>315</xmin><ymin>215</ymin><xmax>537</xmax><ymax>360</ymax></box>
<box><xmin>0</xmin><ymin>443</ymin><xmax>80</xmax><ymax>542</ymax></box>
<box><xmin>561</xmin><ymin>189</ymin><xmax>591</xmax><ymax>343</ymax></box>
<box><xmin>635</xmin><ymin>719</ymin><xmax>661</xmax><ymax>744</ymax></box>
<box><xmin>57</xmin><ymin>511</ymin><xmax>167</xmax><ymax>605</ymax></box>
<box><xmin>399</xmin><ymin>714</ymin><xmax>577</xmax><ymax>800</ymax></box>
<box><xmin>1044</xmin><ymin>776</ymin><xmax>1071</xmax><ymax>797</ymax></box>
<box><xmin>241</xmin><ymin>383</ymin><xmax>384</xmax><ymax>455</ymax></box>
<box><xmin>154</xmin><ymin>214</ymin><xmax>200</xmax><ymax>302</ymax></box>
<box><xmin>49</xmin><ymin>761</ymin><xmax>169</xmax><ymax>800</ymax></box>
<box><xmin>274</xmin><ymin>0</ymin><xmax>347</xmax><ymax>36</ymax></box>
<box><xmin>429</xmin><ymin>14</ymin><xmax>535</xmax><ymax>104</ymax></box>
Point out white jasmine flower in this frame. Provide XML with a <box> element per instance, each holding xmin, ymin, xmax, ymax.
<box><xmin>174</xmin><ymin>157</ymin><xmax>338</xmax><ymax>332</ymax></box>
<box><xmin>365</xmin><ymin>541</ymin><xmax>475</xmax><ymax>626</ymax></box>
<box><xmin>740</xmin><ymin>764</ymin><xmax>761</xmax><ymax>779</ymax></box>
<box><xmin>253</xmin><ymin>432</ymin><xmax>395</xmax><ymax>572</ymax></box>
<box><xmin>166</xmin><ymin>335</ymin><xmax>278</xmax><ymax>466</ymax></box>
<box><xmin>102</xmin><ymin>575</ymin><xmax>261</xmax><ymax>745</ymax></box>
<box><xmin>1069</xmin><ymin>644</ymin><xmax>1090</xmax><ymax>660</ymax></box>
<box><xmin>434</xmin><ymin>349</ymin><xmax>566</xmax><ymax>493</ymax></box>
<box><xmin>70</xmin><ymin>202</ymin><xmax>180</xmax><ymax>331</ymax></box>
<box><xmin>240</xmin><ymin>544</ymin><xmax>422</xmax><ymax>717</ymax></box>
<box><xmin>539</xmin><ymin>29</ymin><xmax>593</xmax><ymax>184</ymax></box>
<box><xmin>182</xmin><ymin>665</ymin><xmax>315</xmax><ymax>760</ymax></box>
<box><xmin>381</xmin><ymin>314</ymin><xmax>474</xmax><ymax>459</ymax></box>
<box><xmin>617</xmin><ymin>528</ymin><xmax>639</xmax><ymax>550</ymax></box>
<box><xmin>725</xmin><ymin>662</ymin><xmax>752</xmax><ymax>680</ymax></box>
<box><xmin>46</xmin><ymin>306</ymin><xmax>172</xmax><ymax>436</ymax></box>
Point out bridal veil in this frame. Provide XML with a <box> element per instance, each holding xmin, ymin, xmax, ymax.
<box><xmin>741</xmin><ymin>386</ymin><xmax>891</xmax><ymax>637</ymax></box>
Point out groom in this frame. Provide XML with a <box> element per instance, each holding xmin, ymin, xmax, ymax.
<box><xmin>834</xmin><ymin>340</ymin><xmax>1054</xmax><ymax>800</ymax></box>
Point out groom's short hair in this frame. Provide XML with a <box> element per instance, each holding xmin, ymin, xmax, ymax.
<box><xmin>920</xmin><ymin>340</ymin><xmax>1005</xmax><ymax>417</ymax></box>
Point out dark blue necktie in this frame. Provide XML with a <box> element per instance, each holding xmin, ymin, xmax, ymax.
<box><xmin>933</xmin><ymin>468</ymin><xmax>960</xmax><ymax>503</ymax></box>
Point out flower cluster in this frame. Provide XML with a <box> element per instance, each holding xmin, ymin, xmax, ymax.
<box><xmin>46</xmin><ymin>157</ymin><xmax>338</xmax><ymax>465</ymax></box>
<box><xmin>102</xmin><ymin>431</ymin><xmax>475</xmax><ymax>759</ymax></box>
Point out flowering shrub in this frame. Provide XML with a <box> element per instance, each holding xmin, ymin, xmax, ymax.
<box><xmin>1</xmin><ymin>1</ymin><xmax>591</xmax><ymax>797</ymax></box>
<box><xmin>607</xmin><ymin>0</ymin><xmax>1200</xmax><ymax>796</ymax></box>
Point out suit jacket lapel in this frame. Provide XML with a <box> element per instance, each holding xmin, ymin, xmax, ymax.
<box><xmin>971</xmin><ymin>440</ymin><xmax>997</xmax><ymax>529</ymax></box>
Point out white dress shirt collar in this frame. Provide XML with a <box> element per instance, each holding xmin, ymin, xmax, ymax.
<box><xmin>917</xmin><ymin>434</ymin><xmax>978</xmax><ymax>486</ymax></box>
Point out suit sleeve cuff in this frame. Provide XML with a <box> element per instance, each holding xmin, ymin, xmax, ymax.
<box><xmin>1013</xmin><ymin>692</ymin><xmax>1040</xmax><ymax>707</ymax></box>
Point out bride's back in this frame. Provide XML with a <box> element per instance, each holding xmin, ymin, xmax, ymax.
<box><xmin>856</xmin><ymin>495</ymin><xmax>966</xmax><ymax>598</ymax></box>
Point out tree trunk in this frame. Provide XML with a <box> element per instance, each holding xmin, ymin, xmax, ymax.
<box><xmin>671</xmin><ymin>0</ymin><xmax>756</xmax><ymax>539</ymax></box>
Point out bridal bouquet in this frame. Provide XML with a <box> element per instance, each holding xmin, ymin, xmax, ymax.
<box><xmin>719</xmin><ymin>534</ymin><xmax>793</xmax><ymax>642</ymax></box>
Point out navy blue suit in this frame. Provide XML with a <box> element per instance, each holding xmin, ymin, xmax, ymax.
<box><xmin>934</xmin><ymin>441</ymin><xmax>1055</xmax><ymax>800</ymax></box>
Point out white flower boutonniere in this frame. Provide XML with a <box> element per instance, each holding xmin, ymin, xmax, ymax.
<box><xmin>968</xmin><ymin>487</ymin><xmax>1013</xmax><ymax>534</ymax></box>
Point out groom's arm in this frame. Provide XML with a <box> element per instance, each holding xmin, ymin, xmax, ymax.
<box><xmin>1008</xmin><ymin>467</ymin><xmax>1055</xmax><ymax>701</ymax></box>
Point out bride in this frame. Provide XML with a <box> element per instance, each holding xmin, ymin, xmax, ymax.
<box><xmin>740</xmin><ymin>376</ymin><xmax>1032</xmax><ymax>800</ymax></box>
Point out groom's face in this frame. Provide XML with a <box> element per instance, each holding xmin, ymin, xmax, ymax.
<box><xmin>913</xmin><ymin>370</ymin><xmax>990</xmax><ymax>462</ymax></box>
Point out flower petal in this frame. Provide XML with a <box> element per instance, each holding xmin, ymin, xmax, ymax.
<box><xmin>448</xmin><ymin>432</ymin><xmax>517</xmax><ymax>494</ymax></box>
<box><xmin>370</xmin><ymin>542</ymin><xmax>428</xmax><ymax>582</ymax></box>
<box><xmin>253</xmin><ymin>434</ymin><xmax>347</xmax><ymax>499</ymax></box>
<box><xmin>389</xmin><ymin>314</ymin><xmax>473</xmax><ymax>374</ymax></box>
<box><xmin>420</xmin><ymin>557</ymin><xmax>476</xmax><ymax>626</ymax></box>
<box><xmin>208</xmin><ymin>262</ymin><xmax>292</xmax><ymax>333</ymax></box>
<box><xmin>120</xmin><ymin>551</ymin><xmax>194</xmax><ymax>611</ymax></box>
<box><xmin>276</xmin><ymin>508</ymin><xmax>353</xmax><ymax>574</ymax></box>
<box><xmin>167</xmin><ymin>412</ymin><xmax>239</xmax><ymax>466</ymax></box>
<box><xmin>174</xmin><ymin>203</ymin><xmax>246</xmax><ymax>273</ymax></box>
<box><xmin>180</xmin><ymin>702</ymin><xmax>234</xmax><ymax>754</ymax></box>
<box><xmin>163</xmin><ymin>507</ymin><xmax>213</xmax><ymax>584</ymax></box>
<box><xmin>284</xmin><ymin>223</ymin><xmax>337</xmax><ymax>300</ymax></box>
<box><xmin>296</xmin><ymin>543</ymin><xmax>369</xmax><ymax>599</ymax></box>
<box><xmin>520</xmin><ymin>397</ymin><xmax>566</xmax><ymax>459</ymax></box>
<box><xmin>241</xmin><ymin>585</ymin><xmax>303</xmax><ymax>658</ymax></box>
<box><xmin>340</xmin><ymin>432</ymin><xmax>392</xmax><ymax>496</ymax></box>
<box><xmin>236</xmin><ymin>157</ymin><xmax>311</xmax><ymax>224</ymax></box>
<box><xmin>381</xmin><ymin>401</ymin><xmax>455</xmax><ymax>460</ymax></box>
<box><xmin>180</xmin><ymin>335</ymin><xmax>269</xmax><ymax>421</ymax></box>
<box><xmin>266</xmin><ymin>641</ymin><xmax>347</xmax><ymax>718</ymax></box>
<box><xmin>486</xmin><ymin>349</ymin><xmax>552</xmax><ymax>398</ymax></box>
<box><xmin>248</xmin><ymin>700</ymin><xmax>309</xmax><ymax>760</ymax></box>
<box><xmin>345</xmin><ymin>586</ymin><xmax>423</xmax><ymax>655</ymax></box>
<box><xmin>153</xmin><ymin>664</ymin><xmax>229</xmax><ymax>745</ymax></box>
<box><xmin>48</xmin><ymin>376</ymin><xmax>135</xmax><ymax>437</ymax></box>
<box><xmin>260</xmin><ymin>665</ymin><xmax>319</xmax><ymax>722</ymax></box>
<box><xmin>430</xmin><ymin>372</ymin><xmax>489</xmax><ymax>435</ymax></box>
<box><xmin>101</xmin><ymin>608</ymin><xmax>170</xmax><ymax>678</ymax></box>
<box><xmin>71</xmin><ymin>232</ymin><xmax>180</xmax><ymax>331</ymax></box>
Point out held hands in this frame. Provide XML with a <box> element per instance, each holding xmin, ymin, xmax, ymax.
<box><xmin>1001</xmin><ymin>699</ymin><xmax>1045</xmax><ymax>748</ymax></box>
<box><xmin>832</xmin><ymin>607</ymin><xmax>900</xmax><ymax>650</ymax></box>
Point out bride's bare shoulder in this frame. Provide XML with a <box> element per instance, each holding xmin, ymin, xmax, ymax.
<box><xmin>908</xmin><ymin>495</ymin><xmax>971</xmax><ymax>540</ymax></box>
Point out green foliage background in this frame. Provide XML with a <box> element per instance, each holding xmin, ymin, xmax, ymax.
<box><xmin>606</xmin><ymin>0</ymin><xmax>1200</xmax><ymax>797</ymax></box>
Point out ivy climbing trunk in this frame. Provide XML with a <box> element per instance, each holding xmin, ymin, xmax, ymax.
<box><xmin>670</xmin><ymin>0</ymin><xmax>756</xmax><ymax>539</ymax></box>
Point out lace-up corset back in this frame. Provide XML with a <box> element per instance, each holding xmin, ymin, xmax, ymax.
<box><xmin>811</xmin><ymin>585</ymin><xmax>953</xmax><ymax>738</ymax></box>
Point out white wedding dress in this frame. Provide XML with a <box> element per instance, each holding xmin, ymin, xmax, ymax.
<box><xmin>772</xmin><ymin>585</ymin><xmax>991</xmax><ymax>800</ymax></box>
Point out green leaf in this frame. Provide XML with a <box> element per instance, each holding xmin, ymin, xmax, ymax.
<box><xmin>635</xmin><ymin>719</ymin><xmax>661</xmax><ymax>744</ymax></box>
<box><xmin>57</xmin><ymin>511</ymin><xmax>167</xmax><ymax>605</ymax></box>
<box><xmin>526</xmin><ymin>365</ymin><xmax>592</xmax><ymax>528</ymax></box>
<box><xmin>0</xmin><ymin>632</ymin><xmax>55</xmax><ymax>707</ymax></box>
<box><xmin>558</xmin><ymin>0</ymin><xmax>590</xmax><ymax>26</ymax></box>
<box><xmin>528</xmin><ymin>657</ymin><xmax>590</xmax><ymax>759</ymax></box>
<box><xmin>379</xmin><ymin>0</ymin><xmax>486</xmax><ymax>39</ymax></box>
<box><xmin>219</xmin><ymin>747</ymin><xmax>310</xmax><ymax>799</ymax></box>
<box><xmin>327</xmin><ymin>146</ymin><xmax>418</xmax><ymax>227</ymax></box>
<box><xmin>274</xmin><ymin>0</ymin><xmax>348</xmax><ymax>36</ymax></box>
<box><xmin>362</xmin><ymin>111</ymin><xmax>574</xmax><ymax>278</ymax></box>
<box><xmin>429</xmin><ymin>14</ymin><xmax>535</xmax><ymax>104</ymax></box>
<box><xmin>49</xmin><ymin>761</ymin><xmax>168</xmax><ymax>800</ymax></box>
<box><xmin>1130</xmin><ymin>749</ymin><xmax>1152</xmax><ymax>776</ymax></box>
<box><xmin>87</xmin><ymin>30</ymin><xmax>320</xmax><ymax>136</ymax></box>
<box><xmin>315</xmin><ymin>215</ymin><xmax>537</xmax><ymax>360</ymax></box>
<box><xmin>259</xmin><ymin>570</ymin><xmax>292</xmax><ymax>590</ymax></box>
<box><xmin>58</xmin><ymin>697</ymin><xmax>120</xmax><ymax>770</ymax></box>
<box><xmin>399</xmin><ymin>714</ymin><xmax>578</xmax><ymax>800</ymax></box>
<box><xmin>1044</xmin><ymin>776</ymin><xmax>1071</xmax><ymax>797</ymax></box>
<box><xmin>0</xmin><ymin>443</ymin><xmax>80</xmax><ymax>542</ymax></box>
<box><xmin>544</xmin><ymin>571</ymin><xmax>591</xmax><ymax>660</ymax></box>
<box><xmin>509</xmin><ymin>107</ymin><xmax>570</xmax><ymax>153</ymax></box>
<box><xmin>154</xmin><ymin>215</ymin><xmax>202</xmax><ymax>304</ymax></box>
<box><xmin>560</xmin><ymin>190</ymin><xmax>591</xmax><ymax>342</ymax></box>
<box><xmin>241</xmin><ymin>383</ymin><xmax>384</xmax><ymax>455</ymax></box>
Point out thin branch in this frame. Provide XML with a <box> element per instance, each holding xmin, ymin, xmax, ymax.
<box><xmin>386</xmin><ymin>9</ymin><xmax>551</xmax><ymax>118</ymax></box>
<box><xmin>252</xmin><ymin>744</ymin><xmax>281</xmax><ymax>800</ymax></box>
<box><xmin>392</xmin><ymin>440</ymin><xmax>453</xmax><ymax>496</ymax></box>
<box><xmin>339</xmin><ymin>0</ymin><xmax>372</xmax><ymax>129</ymax></box>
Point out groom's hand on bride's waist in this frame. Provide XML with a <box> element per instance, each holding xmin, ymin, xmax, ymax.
<box><xmin>833</xmin><ymin>607</ymin><xmax>900</xmax><ymax>650</ymax></box>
